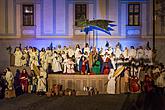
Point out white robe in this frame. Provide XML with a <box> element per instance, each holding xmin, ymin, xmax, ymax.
<box><xmin>128</xmin><ymin>49</ymin><xmax>137</xmax><ymax>59</ymax></box>
<box><xmin>5</xmin><ymin>71</ymin><xmax>14</xmax><ymax>90</ymax></box>
<box><xmin>137</xmin><ymin>49</ymin><xmax>144</xmax><ymax>59</ymax></box>
<box><xmin>22</xmin><ymin>52</ymin><xmax>28</xmax><ymax>66</ymax></box>
<box><xmin>30</xmin><ymin>52</ymin><xmax>39</xmax><ymax>70</ymax></box>
<box><xmin>67</xmin><ymin>60</ymin><xmax>75</xmax><ymax>73</ymax></box>
<box><xmin>75</xmin><ymin>52</ymin><xmax>82</xmax><ymax>71</ymax></box>
<box><xmin>123</xmin><ymin>49</ymin><xmax>129</xmax><ymax>59</ymax></box>
<box><xmin>107</xmin><ymin>71</ymin><xmax>116</xmax><ymax>94</ymax></box>
<box><xmin>67</xmin><ymin>48</ymin><xmax>75</xmax><ymax>58</ymax></box>
<box><xmin>52</xmin><ymin>56</ymin><xmax>62</xmax><ymax>72</ymax></box>
<box><xmin>37</xmin><ymin>69</ymin><xmax>47</xmax><ymax>92</ymax></box>
<box><xmin>155</xmin><ymin>72</ymin><xmax>165</xmax><ymax>88</ymax></box>
<box><xmin>84</xmin><ymin>47</ymin><xmax>90</xmax><ymax>55</ymax></box>
<box><xmin>14</xmin><ymin>50</ymin><xmax>22</xmax><ymax>66</ymax></box>
<box><xmin>40</xmin><ymin>51</ymin><xmax>45</xmax><ymax>65</ymax></box>
<box><xmin>115</xmin><ymin>47</ymin><xmax>122</xmax><ymax>59</ymax></box>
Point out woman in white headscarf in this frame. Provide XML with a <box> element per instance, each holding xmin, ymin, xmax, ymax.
<box><xmin>107</xmin><ymin>69</ymin><xmax>116</xmax><ymax>94</ymax></box>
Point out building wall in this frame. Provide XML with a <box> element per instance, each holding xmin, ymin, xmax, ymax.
<box><xmin>0</xmin><ymin>0</ymin><xmax>161</xmax><ymax>38</ymax></box>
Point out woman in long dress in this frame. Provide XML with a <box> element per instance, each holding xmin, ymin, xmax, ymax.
<box><xmin>107</xmin><ymin>69</ymin><xmax>116</xmax><ymax>94</ymax></box>
<box><xmin>19</xmin><ymin>69</ymin><xmax>28</xmax><ymax>93</ymax></box>
<box><xmin>52</xmin><ymin>52</ymin><xmax>62</xmax><ymax>73</ymax></box>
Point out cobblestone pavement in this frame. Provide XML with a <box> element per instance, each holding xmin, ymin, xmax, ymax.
<box><xmin>0</xmin><ymin>93</ymin><xmax>165</xmax><ymax>110</ymax></box>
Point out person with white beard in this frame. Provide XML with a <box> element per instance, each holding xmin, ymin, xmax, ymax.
<box><xmin>14</xmin><ymin>47</ymin><xmax>22</xmax><ymax>67</ymax></box>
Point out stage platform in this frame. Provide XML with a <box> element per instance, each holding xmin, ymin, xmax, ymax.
<box><xmin>48</xmin><ymin>74</ymin><xmax>108</xmax><ymax>94</ymax></box>
<box><xmin>9</xmin><ymin>66</ymin><xmax>108</xmax><ymax>94</ymax></box>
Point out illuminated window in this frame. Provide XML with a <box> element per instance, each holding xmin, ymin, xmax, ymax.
<box><xmin>23</xmin><ymin>5</ymin><xmax>34</xmax><ymax>26</ymax></box>
<box><xmin>75</xmin><ymin>4</ymin><xmax>87</xmax><ymax>27</ymax></box>
<box><xmin>128</xmin><ymin>3</ymin><xmax>140</xmax><ymax>26</ymax></box>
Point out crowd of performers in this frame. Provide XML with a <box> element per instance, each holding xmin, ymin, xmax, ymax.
<box><xmin>0</xmin><ymin>67</ymin><xmax>47</xmax><ymax>98</ymax></box>
<box><xmin>13</xmin><ymin>42</ymin><xmax>153</xmax><ymax>74</ymax></box>
<box><xmin>106</xmin><ymin>62</ymin><xmax>165</xmax><ymax>95</ymax></box>
<box><xmin>0</xmin><ymin>42</ymin><xmax>165</xmax><ymax>99</ymax></box>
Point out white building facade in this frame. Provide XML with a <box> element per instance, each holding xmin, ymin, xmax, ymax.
<box><xmin>0</xmin><ymin>0</ymin><xmax>163</xmax><ymax>39</ymax></box>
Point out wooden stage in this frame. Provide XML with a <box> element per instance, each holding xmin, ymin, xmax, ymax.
<box><xmin>10</xmin><ymin>66</ymin><xmax>108</xmax><ymax>94</ymax></box>
<box><xmin>48</xmin><ymin>74</ymin><xmax>108</xmax><ymax>94</ymax></box>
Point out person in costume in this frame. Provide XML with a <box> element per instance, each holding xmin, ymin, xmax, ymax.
<box><xmin>124</xmin><ymin>67</ymin><xmax>130</xmax><ymax>93</ymax></box>
<box><xmin>19</xmin><ymin>69</ymin><xmax>28</xmax><ymax>93</ymax></box>
<box><xmin>92</xmin><ymin>56</ymin><xmax>101</xmax><ymax>75</ymax></box>
<box><xmin>79</xmin><ymin>56</ymin><xmax>89</xmax><ymax>75</ymax></box>
<box><xmin>123</xmin><ymin>47</ymin><xmax>129</xmax><ymax>60</ymax></box>
<box><xmin>21</xmin><ymin>47</ymin><xmax>29</xmax><ymax>66</ymax></box>
<box><xmin>101</xmin><ymin>52</ymin><xmax>111</xmax><ymax>74</ymax></box>
<box><xmin>5</xmin><ymin>68</ymin><xmax>14</xmax><ymax>90</ymax></box>
<box><xmin>14</xmin><ymin>47</ymin><xmax>22</xmax><ymax>67</ymax></box>
<box><xmin>66</xmin><ymin>58</ymin><xmax>75</xmax><ymax>74</ymax></box>
<box><xmin>0</xmin><ymin>73</ymin><xmax>6</xmax><ymax>99</ymax></box>
<box><xmin>39</xmin><ymin>48</ymin><xmax>46</xmax><ymax>67</ymax></box>
<box><xmin>37</xmin><ymin>68</ymin><xmax>47</xmax><ymax>95</ymax></box>
<box><xmin>115</xmin><ymin>45</ymin><xmax>122</xmax><ymax>60</ymax></box>
<box><xmin>29</xmin><ymin>70</ymin><xmax>38</xmax><ymax>93</ymax></box>
<box><xmin>129</xmin><ymin>46</ymin><xmax>137</xmax><ymax>60</ymax></box>
<box><xmin>107</xmin><ymin>69</ymin><xmax>116</xmax><ymax>94</ymax></box>
<box><xmin>75</xmin><ymin>44</ymin><xmax>82</xmax><ymax>71</ymax></box>
<box><xmin>67</xmin><ymin>46</ymin><xmax>75</xmax><ymax>58</ymax></box>
<box><xmin>136</xmin><ymin>46</ymin><xmax>144</xmax><ymax>60</ymax></box>
<box><xmin>83</xmin><ymin>43</ymin><xmax>90</xmax><ymax>56</ymax></box>
<box><xmin>52</xmin><ymin>52</ymin><xmax>62</xmax><ymax>73</ymax></box>
<box><xmin>14</xmin><ymin>69</ymin><xmax>22</xmax><ymax>96</ymax></box>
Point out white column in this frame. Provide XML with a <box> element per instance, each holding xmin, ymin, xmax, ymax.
<box><xmin>36</xmin><ymin>4</ymin><xmax>41</xmax><ymax>36</ymax></box>
<box><xmin>0</xmin><ymin>0</ymin><xmax>6</xmax><ymax>34</ymax></box>
<box><xmin>55</xmin><ymin>0</ymin><xmax>66</xmax><ymax>35</ymax></box>
<box><xmin>68</xmin><ymin>4</ymin><xmax>73</xmax><ymax>36</ymax></box>
<box><xmin>43</xmin><ymin>0</ymin><xmax>53</xmax><ymax>34</ymax></box>
<box><xmin>109</xmin><ymin>0</ymin><xmax>119</xmax><ymax>36</ymax></box>
<box><xmin>7</xmin><ymin>0</ymin><xmax>15</xmax><ymax>34</ymax></box>
<box><xmin>141</xmin><ymin>3</ymin><xmax>147</xmax><ymax>37</ymax></box>
<box><xmin>89</xmin><ymin>4</ymin><xmax>94</xmax><ymax>20</ymax></box>
<box><xmin>16</xmin><ymin>4</ymin><xmax>21</xmax><ymax>37</ymax></box>
<box><xmin>120</xmin><ymin>3</ymin><xmax>127</xmax><ymax>37</ymax></box>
